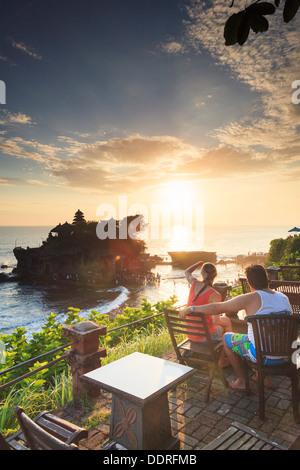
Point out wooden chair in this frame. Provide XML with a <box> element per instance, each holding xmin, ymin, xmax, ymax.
<box><xmin>0</xmin><ymin>407</ymin><xmax>88</xmax><ymax>450</ymax></box>
<box><xmin>269</xmin><ymin>280</ymin><xmax>300</xmax><ymax>315</ymax></box>
<box><xmin>239</xmin><ymin>277</ymin><xmax>251</xmax><ymax>294</ymax></box>
<box><xmin>244</xmin><ymin>313</ymin><xmax>300</xmax><ymax>422</ymax></box>
<box><xmin>203</xmin><ymin>421</ymin><xmax>300</xmax><ymax>450</ymax></box>
<box><xmin>164</xmin><ymin>308</ymin><xmax>227</xmax><ymax>402</ymax></box>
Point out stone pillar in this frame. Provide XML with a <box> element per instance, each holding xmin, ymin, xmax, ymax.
<box><xmin>63</xmin><ymin>321</ymin><xmax>107</xmax><ymax>402</ymax></box>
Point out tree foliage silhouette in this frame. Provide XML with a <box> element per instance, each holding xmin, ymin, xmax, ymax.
<box><xmin>224</xmin><ymin>0</ymin><xmax>299</xmax><ymax>45</ymax></box>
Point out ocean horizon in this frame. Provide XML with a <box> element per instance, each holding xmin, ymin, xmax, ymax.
<box><xmin>0</xmin><ymin>224</ymin><xmax>292</xmax><ymax>337</ymax></box>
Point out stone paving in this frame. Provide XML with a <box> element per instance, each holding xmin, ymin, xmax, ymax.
<box><xmin>54</xmin><ymin>349</ymin><xmax>300</xmax><ymax>450</ymax></box>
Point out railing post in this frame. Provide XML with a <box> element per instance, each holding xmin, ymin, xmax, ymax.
<box><xmin>63</xmin><ymin>321</ymin><xmax>107</xmax><ymax>402</ymax></box>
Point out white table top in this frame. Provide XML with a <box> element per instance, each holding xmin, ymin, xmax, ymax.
<box><xmin>81</xmin><ymin>352</ymin><xmax>195</xmax><ymax>405</ymax></box>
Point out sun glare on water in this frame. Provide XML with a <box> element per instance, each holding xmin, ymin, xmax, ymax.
<box><xmin>168</xmin><ymin>224</ymin><xmax>193</xmax><ymax>251</ymax></box>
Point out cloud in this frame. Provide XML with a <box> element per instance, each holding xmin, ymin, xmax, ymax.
<box><xmin>160</xmin><ymin>41</ymin><xmax>186</xmax><ymax>55</ymax></box>
<box><xmin>0</xmin><ymin>136</ymin><xmax>61</xmax><ymax>166</ymax></box>
<box><xmin>51</xmin><ymin>134</ymin><xmax>200</xmax><ymax>191</ymax></box>
<box><xmin>25</xmin><ymin>179</ymin><xmax>49</xmax><ymax>186</ymax></box>
<box><xmin>0</xmin><ymin>176</ymin><xmax>50</xmax><ymax>186</ymax></box>
<box><xmin>10</xmin><ymin>39</ymin><xmax>42</xmax><ymax>60</ymax></box>
<box><xmin>0</xmin><ymin>177</ymin><xmax>12</xmax><ymax>186</ymax></box>
<box><xmin>181</xmin><ymin>0</ymin><xmax>300</xmax><ymax>165</ymax></box>
<box><xmin>0</xmin><ymin>110</ymin><xmax>35</xmax><ymax>126</ymax></box>
<box><xmin>174</xmin><ymin>145</ymin><xmax>275</xmax><ymax>178</ymax></box>
<box><xmin>81</xmin><ymin>134</ymin><xmax>198</xmax><ymax>164</ymax></box>
<box><xmin>0</xmin><ymin>126</ymin><xmax>286</xmax><ymax>193</ymax></box>
<box><xmin>49</xmin><ymin>133</ymin><xmax>280</xmax><ymax>192</ymax></box>
<box><xmin>8</xmin><ymin>112</ymin><xmax>34</xmax><ymax>125</ymax></box>
<box><xmin>0</xmin><ymin>133</ymin><xmax>199</xmax><ymax>191</ymax></box>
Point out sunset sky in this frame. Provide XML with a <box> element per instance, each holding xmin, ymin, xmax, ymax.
<box><xmin>0</xmin><ymin>0</ymin><xmax>299</xmax><ymax>228</ymax></box>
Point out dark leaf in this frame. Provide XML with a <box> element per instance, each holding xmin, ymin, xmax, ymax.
<box><xmin>250</xmin><ymin>14</ymin><xmax>269</xmax><ymax>32</ymax></box>
<box><xmin>224</xmin><ymin>11</ymin><xmax>246</xmax><ymax>45</ymax></box>
<box><xmin>237</xmin><ymin>12</ymin><xmax>251</xmax><ymax>45</ymax></box>
<box><xmin>275</xmin><ymin>0</ymin><xmax>280</xmax><ymax>6</ymax></box>
<box><xmin>283</xmin><ymin>0</ymin><xmax>300</xmax><ymax>22</ymax></box>
<box><xmin>248</xmin><ymin>2</ymin><xmax>276</xmax><ymax>14</ymax></box>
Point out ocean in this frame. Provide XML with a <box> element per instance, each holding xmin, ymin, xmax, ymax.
<box><xmin>0</xmin><ymin>225</ymin><xmax>290</xmax><ymax>337</ymax></box>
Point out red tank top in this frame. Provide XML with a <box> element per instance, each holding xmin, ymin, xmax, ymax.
<box><xmin>186</xmin><ymin>280</ymin><xmax>217</xmax><ymax>342</ymax></box>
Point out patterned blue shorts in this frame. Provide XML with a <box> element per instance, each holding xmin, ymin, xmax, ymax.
<box><xmin>224</xmin><ymin>333</ymin><xmax>286</xmax><ymax>365</ymax></box>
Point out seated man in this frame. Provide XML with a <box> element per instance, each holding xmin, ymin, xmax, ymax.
<box><xmin>179</xmin><ymin>264</ymin><xmax>292</xmax><ymax>391</ymax></box>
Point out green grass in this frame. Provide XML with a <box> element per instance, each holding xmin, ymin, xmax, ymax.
<box><xmin>102</xmin><ymin>325</ymin><xmax>182</xmax><ymax>365</ymax></box>
<box><xmin>0</xmin><ymin>370</ymin><xmax>73</xmax><ymax>435</ymax></box>
<box><xmin>0</xmin><ymin>326</ymin><xmax>182</xmax><ymax>435</ymax></box>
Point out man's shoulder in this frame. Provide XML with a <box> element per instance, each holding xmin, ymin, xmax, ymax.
<box><xmin>243</xmin><ymin>291</ymin><xmax>259</xmax><ymax>299</ymax></box>
<box><xmin>237</xmin><ymin>291</ymin><xmax>260</xmax><ymax>308</ymax></box>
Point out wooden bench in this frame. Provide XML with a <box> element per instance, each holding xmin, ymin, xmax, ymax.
<box><xmin>0</xmin><ymin>407</ymin><xmax>88</xmax><ymax>450</ymax></box>
<box><xmin>203</xmin><ymin>422</ymin><xmax>288</xmax><ymax>450</ymax></box>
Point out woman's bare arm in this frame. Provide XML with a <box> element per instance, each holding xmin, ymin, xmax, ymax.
<box><xmin>185</xmin><ymin>261</ymin><xmax>204</xmax><ymax>285</ymax></box>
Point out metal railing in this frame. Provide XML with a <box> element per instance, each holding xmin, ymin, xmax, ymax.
<box><xmin>0</xmin><ymin>342</ymin><xmax>73</xmax><ymax>393</ymax></box>
<box><xmin>106</xmin><ymin>311</ymin><xmax>165</xmax><ymax>333</ymax></box>
<box><xmin>0</xmin><ymin>311</ymin><xmax>169</xmax><ymax>393</ymax></box>
<box><xmin>0</xmin><ymin>288</ymin><xmax>244</xmax><ymax>395</ymax></box>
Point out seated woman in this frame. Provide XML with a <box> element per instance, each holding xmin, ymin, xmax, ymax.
<box><xmin>185</xmin><ymin>261</ymin><xmax>232</xmax><ymax>367</ymax></box>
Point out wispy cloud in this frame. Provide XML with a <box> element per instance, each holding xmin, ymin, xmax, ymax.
<box><xmin>0</xmin><ymin>110</ymin><xmax>35</xmax><ymax>126</ymax></box>
<box><xmin>160</xmin><ymin>40</ymin><xmax>186</xmax><ymax>55</ymax></box>
<box><xmin>0</xmin><ymin>128</ymin><xmax>294</xmax><ymax>193</ymax></box>
<box><xmin>51</xmin><ymin>134</ymin><xmax>200</xmax><ymax>191</ymax></box>
<box><xmin>10</xmin><ymin>39</ymin><xmax>42</xmax><ymax>60</ymax></box>
<box><xmin>0</xmin><ymin>176</ymin><xmax>49</xmax><ymax>186</ymax></box>
<box><xmin>0</xmin><ymin>136</ymin><xmax>61</xmax><ymax>167</ymax></box>
<box><xmin>181</xmin><ymin>0</ymin><xmax>300</xmax><ymax>166</ymax></box>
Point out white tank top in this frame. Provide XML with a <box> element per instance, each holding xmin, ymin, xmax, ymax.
<box><xmin>248</xmin><ymin>290</ymin><xmax>292</xmax><ymax>347</ymax></box>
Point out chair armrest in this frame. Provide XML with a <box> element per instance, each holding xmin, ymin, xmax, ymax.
<box><xmin>244</xmin><ymin>315</ymin><xmax>255</xmax><ymax>322</ymax></box>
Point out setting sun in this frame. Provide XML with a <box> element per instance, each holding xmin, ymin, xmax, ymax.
<box><xmin>158</xmin><ymin>181</ymin><xmax>198</xmax><ymax>209</ymax></box>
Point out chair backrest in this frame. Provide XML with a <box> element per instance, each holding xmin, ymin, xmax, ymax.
<box><xmin>14</xmin><ymin>407</ymin><xmax>78</xmax><ymax>450</ymax></box>
<box><xmin>245</xmin><ymin>313</ymin><xmax>300</xmax><ymax>365</ymax></box>
<box><xmin>239</xmin><ymin>277</ymin><xmax>251</xmax><ymax>294</ymax></box>
<box><xmin>164</xmin><ymin>308</ymin><xmax>216</xmax><ymax>360</ymax></box>
<box><xmin>270</xmin><ymin>280</ymin><xmax>300</xmax><ymax>315</ymax></box>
